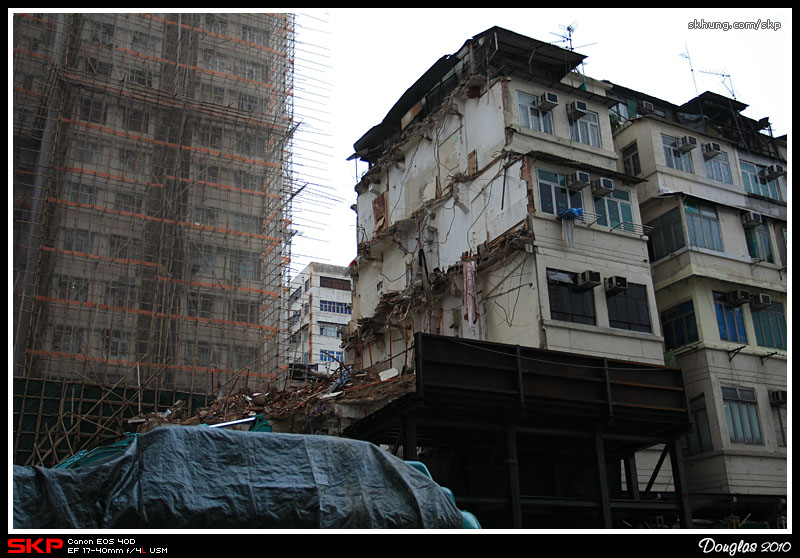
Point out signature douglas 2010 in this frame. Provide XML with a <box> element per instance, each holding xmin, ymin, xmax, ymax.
<box><xmin>698</xmin><ymin>538</ymin><xmax>791</xmax><ymax>556</ymax></box>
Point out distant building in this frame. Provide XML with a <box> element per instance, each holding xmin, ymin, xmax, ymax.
<box><xmin>287</xmin><ymin>262</ymin><xmax>352</xmax><ymax>380</ymax></box>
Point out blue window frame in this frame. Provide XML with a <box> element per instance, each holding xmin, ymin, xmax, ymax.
<box><xmin>713</xmin><ymin>291</ymin><xmax>747</xmax><ymax>343</ymax></box>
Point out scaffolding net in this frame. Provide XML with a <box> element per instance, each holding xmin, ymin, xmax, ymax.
<box><xmin>12</xmin><ymin>12</ymin><xmax>297</xmax><ymax>465</ymax></box>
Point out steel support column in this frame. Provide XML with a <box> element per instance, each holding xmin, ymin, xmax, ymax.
<box><xmin>668</xmin><ymin>438</ymin><xmax>693</xmax><ymax>528</ymax></box>
<box><xmin>506</xmin><ymin>421</ymin><xmax>523</xmax><ymax>528</ymax></box>
<box><xmin>594</xmin><ymin>432</ymin><xmax>612</xmax><ymax>528</ymax></box>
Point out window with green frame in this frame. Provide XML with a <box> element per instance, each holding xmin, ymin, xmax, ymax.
<box><xmin>745</xmin><ymin>223</ymin><xmax>774</xmax><ymax>263</ymax></box>
<box><xmin>741</xmin><ymin>161</ymin><xmax>781</xmax><ymax>200</ymax></box>
<box><xmin>722</xmin><ymin>386</ymin><xmax>763</xmax><ymax>445</ymax></box>
<box><xmin>684</xmin><ymin>199</ymin><xmax>723</xmax><ymax>252</ymax></box>
<box><xmin>594</xmin><ymin>188</ymin><xmax>634</xmax><ymax>231</ymax></box>
<box><xmin>752</xmin><ymin>302</ymin><xmax>787</xmax><ymax>350</ymax></box>
<box><xmin>705</xmin><ymin>151</ymin><xmax>732</xmax><ymax>184</ymax></box>
<box><xmin>538</xmin><ymin>169</ymin><xmax>583</xmax><ymax>216</ymax></box>
<box><xmin>661</xmin><ymin>300</ymin><xmax>698</xmax><ymax>350</ymax></box>
<box><xmin>646</xmin><ymin>207</ymin><xmax>686</xmax><ymax>261</ymax></box>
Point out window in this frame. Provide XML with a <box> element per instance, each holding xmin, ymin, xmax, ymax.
<box><xmin>78</xmin><ymin>97</ymin><xmax>107</xmax><ymax>124</ymax></box>
<box><xmin>606</xmin><ymin>283</ymin><xmax>651</xmax><ymax>333</ymax></box>
<box><xmin>319</xmin><ymin>323</ymin><xmax>342</xmax><ymax>338</ymax></box>
<box><xmin>89</xmin><ymin>22</ymin><xmax>115</xmax><ymax>48</ymax></box>
<box><xmin>242</xmin><ymin>24</ymin><xmax>268</xmax><ymax>46</ymax></box>
<box><xmin>538</xmin><ymin>169</ymin><xmax>583</xmax><ymax>216</ymax></box>
<box><xmin>752</xmin><ymin>302</ymin><xmax>787</xmax><ymax>350</ymax></box>
<box><xmin>569</xmin><ymin>111</ymin><xmax>601</xmax><ymax>147</ymax></box>
<box><xmin>745</xmin><ymin>223</ymin><xmax>774</xmax><ymax>263</ymax></box>
<box><xmin>722</xmin><ymin>387</ymin><xmax>763</xmax><ymax>445</ymax></box>
<box><xmin>546</xmin><ymin>269</ymin><xmax>596</xmax><ymax>325</ymax></box>
<box><xmin>102</xmin><ymin>329</ymin><xmax>130</xmax><ymax>358</ymax></box>
<box><xmin>686</xmin><ymin>395</ymin><xmax>713</xmax><ymax>454</ymax></box>
<box><xmin>191</xmin><ymin>206</ymin><xmax>217</xmax><ymax>227</ymax></box>
<box><xmin>684</xmin><ymin>200</ymin><xmax>722</xmax><ymax>251</ymax></box>
<box><xmin>126</xmin><ymin>68</ymin><xmax>153</xmax><ymax>88</ymax></box>
<box><xmin>231</xmin><ymin>299</ymin><xmax>259</xmax><ymax>324</ymax></box>
<box><xmin>741</xmin><ymin>161</ymin><xmax>781</xmax><ymax>201</ymax></box>
<box><xmin>517</xmin><ymin>92</ymin><xmax>553</xmax><ymax>134</ymax></box>
<box><xmin>232</xmin><ymin>344</ymin><xmax>258</xmax><ymax>370</ymax></box>
<box><xmin>106</xmin><ymin>280</ymin><xmax>138</xmax><ymax>308</ymax></box>
<box><xmin>114</xmin><ymin>192</ymin><xmax>142</xmax><ymax>213</ymax></box>
<box><xmin>772</xmin><ymin>403</ymin><xmax>787</xmax><ymax>448</ymax></box>
<box><xmin>319</xmin><ymin>300</ymin><xmax>352</xmax><ymax>314</ymax></box>
<box><xmin>187</xmin><ymin>291</ymin><xmax>213</xmax><ymax>319</ymax></box>
<box><xmin>621</xmin><ymin>142</ymin><xmax>641</xmax><ymax>176</ymax></box>
<box><xmin>320</xmin><ymin>350</ymin><xmax>344</xmax><ymax>363</ymax></box>
<box><xmin>646</xmin><ymin>207</ymin><xmax>686</xmax><ymax>261</ymax></box>
<box><xmin>663</xmin><ymin>135</ymin><xmax>693</xmax><ymax>173</ymax></box>
<box><xmin>55</xmin><ymin>275</ymin><xmax>89</xmax><ymax>302</ymax></box>
<box><xmin>713</xmin><ymin>291</ymin><xmax>748</xmax><ymax>344</ymax></box>
<box><xmin>594</xmin><ymin>188</ymin><xmax>634</xmax><ymax>231</ymax></box>
<box><xmin>229</xmin><ymin>250</ymin><xmax>260</xmax><ymax>281</ymax></box>
<box><xmin>122</xmin><ymin>106</ymin><xmax>150</xmax><ymax>133</ymax></box>
<box><xmin>109</xmin><ymin>234</ymin><xmax>143</xmax><ymax>260</ymax></box>
<box><xmin>63</xmin><ymin>228</ymin><xmax>94</xmax><ymax>253</ymax></box>
<box><xmin>320</xmin><ymin>276</ymin><xmax>351</xmax><ymax>291</ymax></box>
<box><xmin>705</xmin><ymin>151</ymin><xmax>732</xmax><ymax>184</ymax></box>
<box><xmin>661</xmin><ymin>300</ymin><xmax>698</xmax><ymax>351</ymax></box>
<box><xmin>190</xmin><ymin>243</ymin><xmax>215</xmax><ymax>274</ymax></box>
<box><xmin>67</xmin><ymin>181</ymin><xmax>96</xmax><ymax>205</ymax></box>
<box><xmin>52</xmin><ymin>324</ymin><xmax>85</xmax><ymax>353</ymax></box>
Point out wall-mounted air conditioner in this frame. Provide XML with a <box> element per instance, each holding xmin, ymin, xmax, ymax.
<box><xmin>567</xmin><ymin>170</ymin><xmax>591</xmax><ymax>189</ymax></box>
<box><xmin>761</xmin><ymin>164</ymin><xmax>785</xmax><ymax>181</ymax></box>
<box><xmin>637</xmin><ymin>100</ymin><xmax>655</xmax><ymax>115</ymax></box>
<box><xmin>678</xmin><ymin>136</ymin><xmax>698</xmax><ymax>152</ymax></box>
<box><xmin>605</xmin><ymin>276</ymin><xmax>627</xmax><ymax>294</ymax></box>
<box><xmin>769</xmin><ymin>390</ymin><xmax>787</xmax><ymax>406</ymax></box>
<box><xmin>567</xmin><ymin>100</ymin><xmax>588</xmax><ymax>119</ymax></box>
<box><xmin>591</xmin><ymin>177</ymin><xmax>614</xmax><ymax>196</ymax></box>
<box><xmin>702</xmin><ymin>142</ymin><xmax>722</xmax><ymax>159</ymax></box>
<box><xmin>537</xmin><ymin>92</ymin><xmax>559</xmax><ymax>112</ymax></box>
<box><xmin>577</xmin><ymin>270</ymin><xmax>601</xmax><ymax>290</ymax></box>
<box><xmin>741</xmin><ymin>212</ymin><xmax>763</xmax><ymax>228</ymax></box>
<box><xmin>749</xmin><ymin>293</ymin><xmax>772</xmax><ymax>309</ymax></box>
<box><xmin>727</xmin><ymin>289</ymin><xmax>750</xmax><ymax>306</ymax></box>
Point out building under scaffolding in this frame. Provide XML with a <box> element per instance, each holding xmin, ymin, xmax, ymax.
<box><xmin>12</xmin><ymin>13</ymin><xmax>296</xmax><ymax>465</ymax></box>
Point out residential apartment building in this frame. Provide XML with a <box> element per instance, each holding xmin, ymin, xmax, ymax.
<box><xmin>342</xmin><ymin>27</ymin><xmax>695</xmax><ymax>528</ymax></box>
<box><xmin>12</xmin><ymin>13</ymin><xmax>295</xmax><ymax>465</ymax></box>
<box><xmin>287</xmin><ymin>262</ymin><xmax>352</xmax><ymax>378</ymax></box>
<box><xmin>609</xmin><ymin>86</ymin><xmax>788</xmax><ymax>528</ymax></box>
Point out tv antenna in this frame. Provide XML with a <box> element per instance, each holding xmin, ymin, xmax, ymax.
<box><xmin>550</xmin><ymin>22</ymin><xmax>598</xmax><ymax>52</ymax></box>
<box><xmin>698</xmin><ymin>68</ymin><xmax>737</xmax><ymax>99</ymax></box>
<box><xmin>679</xmin><ymin>45</ymin><xmax>699</xmax><ymax>97</ymax></box>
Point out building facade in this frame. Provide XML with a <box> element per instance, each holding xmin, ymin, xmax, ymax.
<box><xmin>287</xmin><ymin>262</ymin><xmax>352</xmax><ymax>378</ymax></box>
<box><xmin>12</xmin><ymin>13</ymin><xmax>295</xmax><ymax>463</ymax></box>
<box><xmin>343</xmin><ymin>27</ymin><xmax>695</xmax><ymax>528</ymax></box>
<box><xmin>609</xmin><ymin>86</ymin><xmax>788</xmax><ymax>528</ymax></box>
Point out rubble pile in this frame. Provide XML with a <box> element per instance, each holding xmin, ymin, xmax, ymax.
<box><xmin>127</xmin><ymin>365</ymin><xmax>417</xmax><ymax>436</ymax></box>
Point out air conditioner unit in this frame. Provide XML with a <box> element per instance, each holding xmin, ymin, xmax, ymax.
<box><xmin>591</xmin><ymin>177</ymin><xmax>614</xmax><ymax>196</ymax></box>
<box><xmin>678</xmin><ymin>136</ymin><xmax>698</xmax><ymax>152</ymax></box>
<box><xmin>577</xmin><ymin>270</ymin><xmax>601</xmax><ymax>290</ymax></box>
<box><xmin>637</xmin><ymin>100</ymin><xmax>655</xmax><ymax>115</ymax></box>
<box><xmin>761</xmin><ymin>164</ymin><xmax>786</xmax><ymax>180</ymax></box>
<box><xmin>703</xmin><ymin>142</ymin><xmax>722</xmax><ymax>159</ymax></box>
<box><xmin>537</xmin><ymin>92</ymin><xmax>559</xmax><ymax>112</ymax></box>
<box><xmin>741</xmin><ymin>212</ymin><xmax>763</xmax><ymax>228</ymax></box>
<box><xmin>769</xmin><ymin>390</ymin><xmax>787</xmax><ymax>406</ymax></box>
<box><xmin>727</xmin><ymin>289</ymin><xmax>750</xmax><ymax>306</ymax></box>
<box><xmin>749</xmin><ymin>293</ymin><xmax>772</xmax><ymax>309</ymax></box>
<box><xmin>567</xmin><ymin>100</ymin><xmax>588</xmax><ymax>119</ymax></box>
<box><xmin>605</xmin><ymin>276</ymin><xmax>627</xmax><ymax>294</ymax></box>
<box><xmin>567</xmin><ymin>170</ymin><xmax>591</xmax><ymax>189</ymax></box>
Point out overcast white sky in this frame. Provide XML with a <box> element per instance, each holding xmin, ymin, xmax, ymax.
<box><xmin>289</xmin><ymin>8</ymin><xmax>792</xmax><ymax>276</ymax></box>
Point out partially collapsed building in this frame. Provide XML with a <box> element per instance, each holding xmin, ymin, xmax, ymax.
<box><xmin>12</xmin><ymin>13</ymin><xmax>295</xmax><ymax>465</ymax></box>
<box><xmin>341</xmin><ymin>27</ymin><xmax>697</xmax><ymax>529</ymax></box>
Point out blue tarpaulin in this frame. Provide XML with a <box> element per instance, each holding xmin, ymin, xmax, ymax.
<box><xmin>13</xmin><ymin>427</ymin><xmax>462</xmax><ymax>529</ymax></box>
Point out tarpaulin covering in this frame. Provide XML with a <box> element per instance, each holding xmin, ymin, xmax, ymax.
<box><xmin>13</xmin><ymin>427</ymin><xmax>462</xmax><ymax>529</ymax></box>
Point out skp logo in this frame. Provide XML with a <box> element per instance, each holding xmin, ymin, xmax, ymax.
<box><xmin>8</xmin><ymin>539</ymin><xmax>64</xmax><ymax>554</ymax></box>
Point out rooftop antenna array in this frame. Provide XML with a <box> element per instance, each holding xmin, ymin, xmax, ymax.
<box><xmin>550</xmin><ymin>22</ymin><xmax>597</xmax><ymax>87</ymax></box>
<box><xmin>698</xmin><ymin>68</ymin><xmax>737</xmax><ymax>100</ymax></box>
<box><xmin>680</xmin><ymin>45</ymin><xmax>700</xmax><ymax>97</ymax></box>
